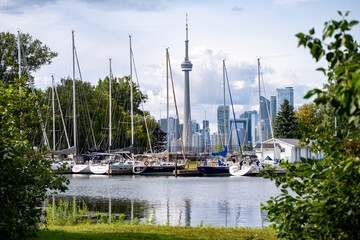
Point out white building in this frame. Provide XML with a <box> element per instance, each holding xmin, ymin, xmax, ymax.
<box><xmin>253</xmin><ymin>138</ymin><xmax>323</xmax><ymax>163</ymax></box>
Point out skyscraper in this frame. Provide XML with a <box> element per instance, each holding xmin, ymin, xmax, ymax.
<box><xmin>217</xmin><ymin>105</ymin><xmax>230</xmax><ymax>146</ymax></box>
<box><xmin>181</xmin><ymin>14</ymin><xmax>193</xmax><ymax>152</ymax></box>
<box><xmin>260</xmin><ymin>96</ymin><xmax>271</xmax><ymax>142</ymax></box>
<box><xmin>229</xmin><ymin>118</ymin><xmax>247</xmax><ymax>151</ymax></box>
<box><xmin>276</xmin><ymin>87</ymin><xmax>294</xmax><ymax>113</ymax></box>
<box><xmin>159</xmin><ymin>117</ymin><xmax>180</xmax><ymax>152</ymax></box>
<box><xmin>270</xmin><ymin>96</ymin><xmax>276</xmax><ymax>121</ymax></box>
<box><xmin>191</xmin><ymin>120</ymin><xmax>200</xmax><ymax>134</ymax></box>
<box><xmin>240</xmin><ymin>110</ymin><xmax>257</xmax><ymax>146</ymax></box>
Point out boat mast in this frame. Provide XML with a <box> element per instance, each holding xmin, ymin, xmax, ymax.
<box><xmin>109</xmin><ymin>58</ymin><xmax>112</xmax><ymax>153</ymax></box>
<box><xmin>18</xmin><ymin>31</ymin><xmax>21</xmax><ymax>79</ymax></box>
<box><xmin>52</xmin><ymin>76</ymin><xmax>56</xmax><ymax>152</ymax></box>
<box><xmin>167</xmin><ymin>49</ymin><xmax>187</xmax><ymax>164</ymax></box>
<box><xmin>223</xmin><ymin>60</ymin><xmax>226</xmax><ymax>147</ymax></box>
<box><xmin>204</xmin><ymin>110</ymin><xmax>207</xmax><ymax>154</ymax></box>
<box><xmin>18</xmin><ymin>30</ymin><xmax>51</xmax><ymax>149</ymax></box>
<box><xmin>257</xmin><ymin>58</ymin><xmax>263</xmax><ymax>161</ymax></box>
<box><xmin>129</xmin><ymin>35</ymin><xmax>134</xmax><ymax>158</ymax></box>
<box><xmin>166</xmin><ymin>47</ymin><xmax>170</xmax><ymax>160</ymax></box>
<box><xmin>72</xmin><ymin>30</ymin><xmax>77</xmax><ymax>152</ymax></box>
<box><xmin>54</xmin><ymin>82</ymin><xmax>71</xmax><ymax>149</ymax></box>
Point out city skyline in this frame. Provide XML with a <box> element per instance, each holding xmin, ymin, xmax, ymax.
<box><xmin>2</xmin><ymin>0</ymin><xmax>359</xmax><ymax>128</ymax></box>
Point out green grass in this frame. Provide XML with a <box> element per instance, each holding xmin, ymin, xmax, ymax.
<box><xmin>31</xmin><ymin>224</ymin><xmax>278</xmax><ymax>240</ymax></box>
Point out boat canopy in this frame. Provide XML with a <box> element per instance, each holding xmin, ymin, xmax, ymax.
<box><xmin>211</xmin><ymin>145</ymin><xmax>227</xmax><ymax>158</ymax></box>
<box><xmin>78</xmin><ymin>154</ymin><xmax>99</xmax><ymax>159</ymax></box>
<box><xmin>54</xmin><ymin>146</ymin><xmax>77</xmax><ymax>155</ymax></box>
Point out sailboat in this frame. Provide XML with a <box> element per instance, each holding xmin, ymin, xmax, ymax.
<box><xmin>70</xmin><ymin>31</ymin><xmax>92</xmax><ymax>174</ymax></box>
<box><xmin>17</xmin><ymin>31</ymin><xmax>75</xmax><ymax>171</ymax></box>
<box><xmin>229</xmin><ymin>58</ymin><xmax>263</xmax><ymax>176</ymax></box>
<box><xmin>197</xmin><ymin>60</ymin><xmax>232</xmax><ymax>176</ymax></box>
<box><xmin>88</xmin><ymin>58</ymin><xmax>115</xmax><ymax>174</ymax></box>
<box><xmin>89</xmin><ymin>58</ymin><xmax>137</xmax><ymax>174</ymax></box>
<box><xmin>49</xmin><ymin>76</ymin><xmax>76</xmax><ymax>171</ymax></box>
<box><xmin>132</xmin><ymin>45</ymin><xmax>186</xmax><ymax>175</ymax></box>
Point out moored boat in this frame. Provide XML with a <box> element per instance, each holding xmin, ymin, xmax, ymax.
<box><xmin>72</xmin><ymin>164</ymin><xmax>91</xmax><ymax>174</ymax></box>
<box><xmin>196</xmin><ymin>156</ymin><xmax>231</xmax><ymax>176</ymax></box>
<box><xmin>229</xmin><ymin>154</ymin><xmax>261</xmax><ymax>176</ymax></box>
<box><xmin>197</xmin><ymin>145</ymin><xmax>231</xmax><ymax>176</ymax></box>
<box><xmin>133</xmin><ymin>158</ymin><xmax>185</xmax><ymax>175</ymax></box>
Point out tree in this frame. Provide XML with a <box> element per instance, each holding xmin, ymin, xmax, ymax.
<box><xmin>262</xmin><ymin>12</ymin><xmax>360</xmax><ymax>239</ymax></box>
<box><xmin>273</xmin><ymin>99</ymin><xmax>298</xmax><ymax>138</ymax></box>
<box><xmin>39</xmin><ymin>75</ymin><xmax>155</xmax><ymax>153</ymax></box>
<box><xmin>295</xmin><ymin>103</ymin><xmax>322</xmax><ymax>129</ymax></box>
<box><xmin>295</xmin><ymin>102</ymin><xmax>324</xmax><ymax>138</ymax></box>
<box><xmin>0</xmin><ymin>32</ymin><xmax>57</xmax><ymax>83</ymax></box>
<box><xmin>0</xmin><ymin>79</ymin><xmax>68</xmax><ymax>239</ymax></box>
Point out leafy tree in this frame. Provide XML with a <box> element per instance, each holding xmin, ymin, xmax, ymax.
<box><xmin>0</xmin><ymin>32</ymin><xmax>57</xmax><ymax>83</ymax></box>
<box><xmin>0</xmin><ymin>78</ymin><xmax>68</xmax><ymax>239</ymax></box>
<box><xmin>273</xmin><ymin>99</ymin><xmax>298</xmax><ymax>138</ymax></box>
<box><xmin>295</xmin><ymin>102</ymin><xmax>324</xmax><ymax>138</ymax></box>
<box><xmin>295</xmin><ymin>103</ymin><xmax>322</xmax><ymax>129</ymax></box>
<box><xmin>262</xmin><ymin>12</ymin><xmax>360</xmax><ymax>240</ymax></box>
<box><xmin>39</xmin><ymin>75</ymin><xmax>155</xmax><ymax>154</ymax></box>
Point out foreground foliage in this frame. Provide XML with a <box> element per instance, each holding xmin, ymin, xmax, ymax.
<box><xmin>262</xmin><ymin>11</ymin><xmax>360</xmax><ymax>240</ymax></box>
<box><xmin>0</xmin><ymin>79</ymin><xmax>68</xmax><ymax>239</ymax></box>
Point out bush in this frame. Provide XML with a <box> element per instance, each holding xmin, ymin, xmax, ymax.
<box><xmin>0</xmin><ymin>79</ymin><xmax>68</xmax><ymax>239</ymax></box>
<box><xmin>262</xmin><ymin>11</ymin><xmax>360</xmax><ymax>240</ymax></box>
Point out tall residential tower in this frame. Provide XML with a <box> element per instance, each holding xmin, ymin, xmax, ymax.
<box><xmin>276</xmin><ymin>87</ymin><xmax>294</xmax><ymax>113</ymax></box>
<box><xmin>181</xmin><ymin>14</ymin><xmax>193</xmax><ymax>152</ymax></box>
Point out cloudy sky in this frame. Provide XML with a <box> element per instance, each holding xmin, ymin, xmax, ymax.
<box><xmin>2</xmin><ymin>0</ymin><xmax>359</xmax><ymax>132</ymax></box>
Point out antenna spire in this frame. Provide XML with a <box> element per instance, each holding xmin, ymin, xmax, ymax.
<box><xmin>186</xmin><ymin>13</ymin><xmax>188</xmax><ymax>41</ymax></box>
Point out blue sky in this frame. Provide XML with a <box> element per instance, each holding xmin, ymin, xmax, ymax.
<box><xmin>1</xmin><ymin>0</ymin><xmax>359</xmax><ymax>131</ymax></box>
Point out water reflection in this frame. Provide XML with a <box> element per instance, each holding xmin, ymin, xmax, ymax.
<box><xmin>49</xmin><ymin>174</ymin><xmax>281</xmax><ymax>227</ymax></box>
<box><xmin>48</xmin><ymin>195</ymin><xmax>148</xmax><ymax>222</ymax></box>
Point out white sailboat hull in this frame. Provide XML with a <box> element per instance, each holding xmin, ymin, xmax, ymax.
<box><xmin>229</xmin><ymin>165</ymin><xmax>257</xmax><ymax>176</ymax></box>
<box><xmin>72</xmin><ymin>164</ymin><xmax>91</xmax><ymax>174</ymax></box>
<box><xmin>89</xmin><ymin>165</ymin><xmax>108</xmax><ymax>174</ymax></box>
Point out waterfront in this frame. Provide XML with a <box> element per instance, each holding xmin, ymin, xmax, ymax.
<box><xmin>50</xmin><ymin>174</ymin><xmax>282</xmax><ymax>228</ymax></box>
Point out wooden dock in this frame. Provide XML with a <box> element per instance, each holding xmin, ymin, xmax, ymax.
<box><xmin>106</xmin><ymin>169</ymin><xmax>133</xmax><ymax>175</ymax></box>
<box><xmin>52</xmin><ymin>169</ymin><xmax>73</xmax><ymax>174</ymax></box>
<box><xmin>173</xmin><ymin>168</ymin><xmax>202</xmax><ymax>176</ymax></box>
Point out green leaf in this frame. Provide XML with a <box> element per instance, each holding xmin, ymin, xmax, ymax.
<box><xmin>349</xmin><ymin>20</ymin><xmax>359</xmax><ymax>27</ymax></box>
<box><xmin>326</xmin><ymin>52</ymin><xmax>334</xmax><ymax>62</ymax></box>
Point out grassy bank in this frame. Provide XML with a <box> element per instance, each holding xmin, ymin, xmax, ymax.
<box><xmin>35</xmin><ymin>198</ymin><xmax>278</xmax><ymax>239</ymax></box>
<box><xmin>31</xmin><ymin>224</ymin><xmax>278</xmax><ymax>240</ymax></box>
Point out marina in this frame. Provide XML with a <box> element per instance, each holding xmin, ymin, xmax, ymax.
<box><xmin>50</xmin><ymin>174</ymin><xmax>282</xmax><ymax>228</ymax></box>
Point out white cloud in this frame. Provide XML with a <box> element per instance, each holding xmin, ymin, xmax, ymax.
<box><xmin>231</xmin><ymin>81</ymin><xmax>246</xmax><ymax>90</ymax></box>
<box><xmin>2</xmin><ymin>0</ymin><xmax>359</xmax><ymax>129</ymax></box>
<box><xmin>274</xmin><ymin>0</ymin><xmax>317</xmax><ymax>4</ymax></box>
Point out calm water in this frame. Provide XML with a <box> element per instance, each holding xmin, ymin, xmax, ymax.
<box><xmin>50</xmin><ymin>174</ymin><xmax>282</xmax><ymax>228</ymax></box>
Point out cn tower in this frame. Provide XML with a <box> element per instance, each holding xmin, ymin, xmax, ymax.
<box><xmin>181</xmin><ymin>14</ymin><xmax>193</xmax><ymax>152</ymax></box>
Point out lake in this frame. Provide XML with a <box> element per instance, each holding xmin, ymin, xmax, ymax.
<box><xmin>49</xmin><ymin>174</ymin><xmax>282</xmax><ymax>228</ymax></box>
